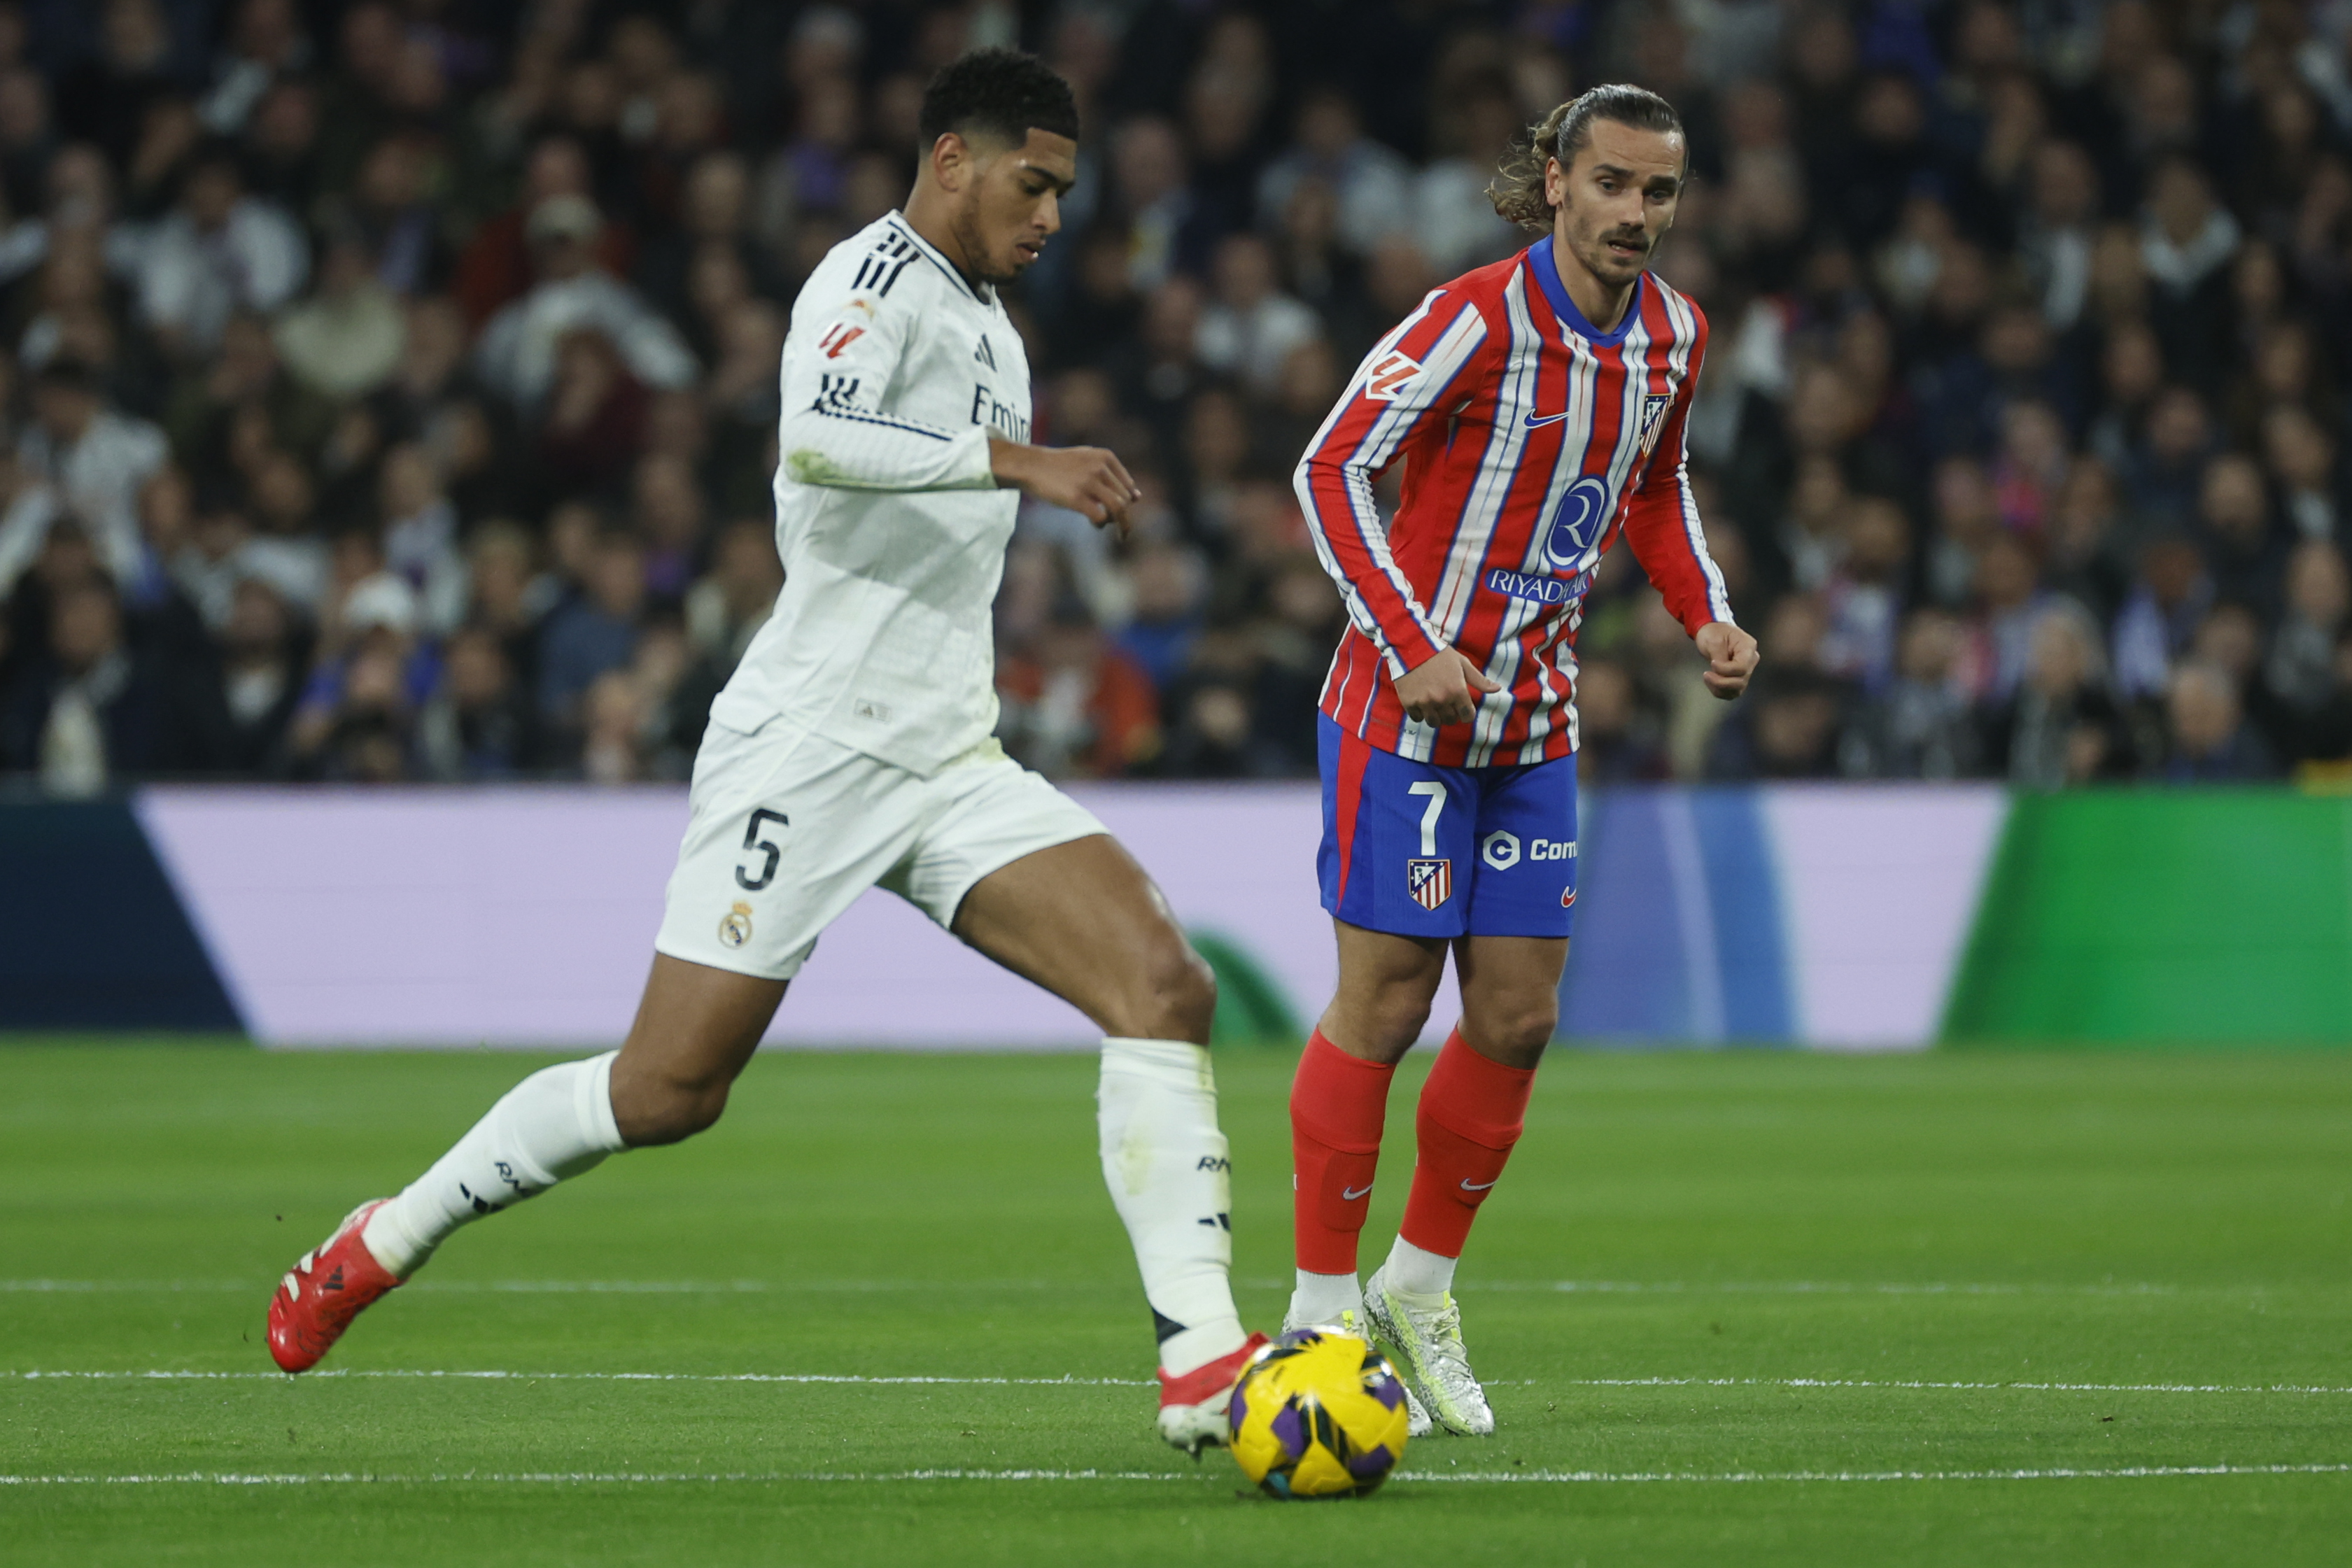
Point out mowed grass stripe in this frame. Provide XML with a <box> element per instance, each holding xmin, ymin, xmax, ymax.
<box><xmin>13</xmin><ymin>1368</ymin><xmax>1156</xmax><ymax>1386</ymax></box>
<box><xmin>5</xmin><ymin>1462</ymin><xmax>2349</xmax><ymax>1487</ymax></box>
<box><xmin>17</xmin><ymin>1368</ymin><xmax>2352</xmax><ymax>1395</ymax></box>
<box><xmin>0</xmin><ymin>1276</ymin><xmax>2204</xmax><ymax>1295</ymax></box>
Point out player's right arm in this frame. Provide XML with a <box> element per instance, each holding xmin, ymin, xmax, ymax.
<box><xmin>775</xmin><ymin>285</ymin><xmax>997</xmax><ymax>493</ymax></box>
<box><xmin>775</xmin><ymin>280</ymin><xmax>1139</xmax><ymax>523</ymax></box>
<box><xmin>1293</xmin><ymin>288</ymin><xmax>1500</xmax><ymax>723</ymax></box>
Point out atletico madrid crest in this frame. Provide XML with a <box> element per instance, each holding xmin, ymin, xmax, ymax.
<box><xmin>1407</xmin><ymin>858</ymin><xmax>1453</xmax><ymax>911</ymax></box>
<box><xmin>1638</xmin><ymin>392</ymin><xmax>1673</xmax><ymax>451</ymax></box>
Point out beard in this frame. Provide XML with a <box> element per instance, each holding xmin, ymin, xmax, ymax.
<box><xmin>949</xmin><ymin>204</ymin><xmax>1022</xmax><ymax>285</ymax></box>
<box><xmin>1559</xmin><ymin>188</ymin><xmax>1657</xmax><ymax>278</ymax></box>
<box><xmin>1580</xmin><ymin>224</ymin><xmax>1653</xmax><ymax>276</ymax></box>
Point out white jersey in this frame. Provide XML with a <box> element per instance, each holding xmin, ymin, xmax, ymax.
<box><xmin>710</xmin><ymin>211</ymin><xmax>1033</xmax><ymax>777</ymax></box>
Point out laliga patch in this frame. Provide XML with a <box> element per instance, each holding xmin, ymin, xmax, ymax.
<box><xmin>819</xmin><ymin>322</ymin><xmax>866</xmax><ymax>359</ymax></box>
<box><xmin>1561</xmin><ymin>886</ymin><xmax>1577</xmax><ymax>908</ymax></box>
<box><xmin>1365</xmin><ymin>349</ymin><xmax>1423</xmax><ymax>402</ymax></box>
<box><xmin>1407</xmin><ymin>858</ymin><xmax>1453</xmax><ymax>911</ymax></box>
<box><xmin>719</xmin><ymin>901</ymin><xmax>754</xmax><ymax>948</ymax></box>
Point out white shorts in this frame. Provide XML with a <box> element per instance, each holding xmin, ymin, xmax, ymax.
<box><xmin>654</xmin><ymin>715</ymin><xmax>1108</xmax><ymax>981</ymax></box>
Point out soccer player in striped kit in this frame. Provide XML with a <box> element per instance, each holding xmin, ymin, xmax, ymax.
<box><xmin>1283</xmin><ymin>85</ymin><xmax>1759</xmax><ymax>1435</ymax></box>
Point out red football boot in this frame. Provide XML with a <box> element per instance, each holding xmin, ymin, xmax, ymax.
<box><xmin>267</xmin><ymin>1201</ymin><xmax>403</xmax><ymax>1373</ymax></box>
<box><xmin>1156</xmin><ymin>1332</ymin><xmax>1269</xmax><ymax>1455</ymax></box>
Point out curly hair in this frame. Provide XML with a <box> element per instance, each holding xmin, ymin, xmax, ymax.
<box><xmin>919</xmin><ymin>47</ymin><xmax>1080</xmax><ymax>150</ymax></box>
<box><xmin>1488</xmin><ymin>84</ymin><xmax>1684</xmax><ymax>232</ymax></box>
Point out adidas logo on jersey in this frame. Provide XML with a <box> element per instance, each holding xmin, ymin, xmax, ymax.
<box><xmin>973</xmin><ymin>336</ymin><xmax>997</xmax><ymax>370</ymax></box>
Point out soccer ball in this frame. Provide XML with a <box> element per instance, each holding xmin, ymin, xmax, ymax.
<box><xmin>1226</xmin><ymin>1327</ymin><xmax>1411</xmax><ymax>1499</ymax></box>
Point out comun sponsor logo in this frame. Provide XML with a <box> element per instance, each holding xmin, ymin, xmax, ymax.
<box><xmin>1485</xmin><ymin>567</ymin><xmax>1586</xmax><ymax>605</ymax></box>
<box><xmin>1481</xmin><ymin>832</ymin><xmax>1575</xmax><ymax>871</ymax></box>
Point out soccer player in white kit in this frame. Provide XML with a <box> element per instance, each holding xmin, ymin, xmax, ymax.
<box><xmin>266</xmin><ymin>50</ymin><xmax>1262</xmax><ymax>1453</ymax></box>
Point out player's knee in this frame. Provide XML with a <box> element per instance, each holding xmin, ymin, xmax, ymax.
<box><xmin>1369</xmin><ymin>992</ymin><xmax>1435</xmax><ymax>1056</ymax></box>
<box><xmin>1479</xmin><ymin>995</ymin><xmax>1558</xmax><ymax>1061</ymax></box>
<box><xmin>613</xmin><ymin>1074</ymin><xmax>731</xmax><ymax>1147</ymax></box>
<box><xmin>1121</xmin><ymin>938</ymin><xmax>1218</xmax><ymax>1044</ymax></box>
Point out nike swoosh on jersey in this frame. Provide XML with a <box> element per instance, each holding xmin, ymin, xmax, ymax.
<box><xmin>1459</xmin><ymin>1178</ymin><xmax>1498</xmax><ymax>1191</ymax></box>
<box><xmin>1523</xmin><ymin>411</ymin><xmax>1570</xmax><ymax>428</ymax></box>
<box><xmin>1341</xmin><ymin>1183</ymin><xmax>1374</xmax><ymax>1201</ymax></box>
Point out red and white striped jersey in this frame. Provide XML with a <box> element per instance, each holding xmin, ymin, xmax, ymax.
<box><xmin>1295</xmin><ymin>239</ymin><xmax>1735</xmax><ymax>766</ymax></box>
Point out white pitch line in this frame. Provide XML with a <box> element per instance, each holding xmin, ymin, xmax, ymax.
<box><xmin>0</xmin><ymin>1280</ymin><xmax>1070</xmax><ymax>1295</ymax></box>
<box><xmin>0</xmin><ymin>1277</ymin><xmax>2207</xmax><ymax>1297</ymax></box>
<box><xmin>0</xmin><ymin>1463</ymin><xmax>2345</xmax><ymax>1488</ymax></box>
<box><xmin>1397</xmin><ymin>1463</ymin><xmax>2352</xmax><ymax>1485</ymax></box>
<box><xmin>12</xmin><ymin>1369</ymin><xmax>1153</xmax><ymax>1387</ymax></box>
<box><xmin>1566</xmin><ymin>1376</ymin><xmax>2352</xmax><ymax>1397</ymax></box>
<box><xmin>14</xmin><ymin>1369</ymin><xmax>2352</xmax><ymax>1396</ymax></box>
<box><xmin>1488</xmin><ymin>1280</ymin><xmax>2181</xmax><ymax>1298</ymax></box>
<box><xmin>0</xmin><ymin>1471</ymin><xmax>1185</xmax><ymax>1485</ymax></box>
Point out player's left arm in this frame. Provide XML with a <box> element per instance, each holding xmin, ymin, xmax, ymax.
<box><xmin>1618</xmin><ymin>322</ymin><xmax>1759</xmax><ymax>700</ymax></box>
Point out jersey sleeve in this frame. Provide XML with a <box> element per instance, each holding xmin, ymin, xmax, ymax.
<box><xmin>1293</xmin><ymin>289</ymin><xmax>1494</xmax><ymax>678</ymax></box>
<box><xmin>773</xmin><ymin>284</ymin><xmax>995</xmax><ymax>493</ymax></box>
<box><xmin>1619</xmin><ymin>315</ymin><xmax>1735</xmax><ymax>636</ymax></box>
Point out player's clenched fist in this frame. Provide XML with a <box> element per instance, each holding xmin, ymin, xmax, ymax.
<box><xmin>1394</xmin><ymin>646</ymin><xmax>1505</xmax><ymax>727</ymax></box>
<box><xmin>991</xmin><ymin>439</ymin><xmax>1143</xmax><ymax>530</ymax></box>
<box><xmin>1695</xmin><ymin>621</ymin><xmax>1759</xmax><ymax>700</ymax></box>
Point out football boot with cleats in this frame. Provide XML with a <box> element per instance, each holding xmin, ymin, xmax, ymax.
<box><xmin>267</xmin><ymin>1201</ymin><xmax>402</xmax><ymax>1373</ymax></box>
<box><xmin>1155</xmin><ymin>1332</ymin><xmax>1269</xmax><ymax>1456</ymax></box>
<box><xmin>1363</xmin><ymin>1265</ymin><xmax>1493</xmax><ymax>1436</ymax></box>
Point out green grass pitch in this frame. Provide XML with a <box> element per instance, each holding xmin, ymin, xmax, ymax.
<box><xmin>4</xmin><ymin>1042</ymin><xmax>2351</xmax><ymax>1565</ymax></box>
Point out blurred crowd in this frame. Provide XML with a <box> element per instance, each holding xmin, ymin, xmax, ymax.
<box><xmin>0</xmin><ymin>0</ymin><xmax>2349</xmax><ymax>793</ymax></box>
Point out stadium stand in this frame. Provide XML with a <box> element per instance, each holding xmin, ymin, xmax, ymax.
<box><xmin>0</xmin><ymin>0</ymin><xmax>2346</xmax><ymax>789</ymax></box>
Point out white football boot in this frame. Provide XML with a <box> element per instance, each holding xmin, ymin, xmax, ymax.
<box><xmin>1279</xmin><ymin>1304</ymin><xmax>1431</xmax><ymax>1436</ymax></box>
<box><xmin>1362</xmin><ymin>1265</ymin><xmax>1494</xmax><ymax>1436</ymax></box>
<box><xmin>1155</xmin><ymin>1332</ymin><xmax>1269</xmax><ymax>1456</ymax></box>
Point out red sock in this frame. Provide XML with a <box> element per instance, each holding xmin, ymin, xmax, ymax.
<box><xmin>1399</xmin><ymin>1030</ymin><xmax>1535</xmax><ymax>1260</ymax></box>
<box><xmin>1290</xmin><ymin>1030</ymin><xmax>1396</xmax><ymax>1275</ymax></box>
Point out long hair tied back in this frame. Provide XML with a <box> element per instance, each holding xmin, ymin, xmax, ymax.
<box><xmin>1487</xmin><ymin>83</ymin><xmax>1684</xmax><ymax>232</ymax></box>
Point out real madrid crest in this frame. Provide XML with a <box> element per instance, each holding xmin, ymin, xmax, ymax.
<box><xmin>719</xmin><ymin>901</ymin><xmax>754</xmax><ymax>948</ymax></box>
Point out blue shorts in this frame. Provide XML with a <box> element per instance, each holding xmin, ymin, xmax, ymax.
<box><xmin>1316</xmin><ymin>713</ymin><xmax>1579</xmax><ymax>940</ymax></box>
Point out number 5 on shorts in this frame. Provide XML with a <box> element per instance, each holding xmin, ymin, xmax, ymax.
<box><xmin>1407</xmin><ymin>781</ymin><xmax>1445</xmax><ymax>857</ymax></box>
<box><xmin>735</xmin><ymin>808</ymin><xmax>789</xmax><ymax>891</ymax></box>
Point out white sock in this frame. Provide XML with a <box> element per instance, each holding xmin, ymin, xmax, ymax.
<box><xmin>1097</xmin><ymin>1036</ymin><xmax>1248</xmax><ymax>1379</ymax></box>
<box><xmin>1288</xmin><ymin>1269</ymin><xmax>1363</xmax><ymax>1328</ymax></box>
<box><xmin>362</xmin><ymin>1052</ymin><xmax>626</xmax><ymax>1278</ymax></box>
<box><xmin>1382</xmin><ymin>1235</ymin><xmax>1458</xmax><ymax>1300</ymax></box>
